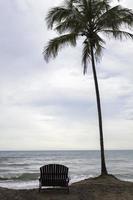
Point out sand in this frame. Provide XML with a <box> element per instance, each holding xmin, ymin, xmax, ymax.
<box><xmin>1</xmin><ymin>175</ymin><xmax>133</xmax><ymax>200</ymax></box>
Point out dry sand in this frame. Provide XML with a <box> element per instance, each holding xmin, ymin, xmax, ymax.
<box><xmin>1</xmin><ymin>175</ymin><xmax>133</xmax><ymax>200</ymax></box>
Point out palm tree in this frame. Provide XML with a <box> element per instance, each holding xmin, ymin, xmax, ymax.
<box><xmin>44</xmin><ymin>0</ymin><xmax>133</xmax><ymax>175</ymax></box>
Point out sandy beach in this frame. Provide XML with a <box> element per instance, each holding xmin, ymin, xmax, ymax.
<box><xmin>1</xmin><ymin>175</ymin><xmax>133</xmax><ymax>200</ymax></box>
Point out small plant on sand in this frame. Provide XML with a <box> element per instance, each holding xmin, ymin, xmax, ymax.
<box><xmin>44</xmin><ymin>0</ymin><xmax>133</xmax><ymax>175</ymax></box>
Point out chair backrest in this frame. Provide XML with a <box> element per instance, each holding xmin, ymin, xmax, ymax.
<box><xmin>40</xmin><ymin>164</ymin><xmax>69</xmax><ymax>186</ymax></box>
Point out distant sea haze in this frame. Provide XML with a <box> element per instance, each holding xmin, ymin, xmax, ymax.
<box><xmin>0</xmin><ymin>150</ymin><xmax>133</xmax><ymax>189</ymax></box>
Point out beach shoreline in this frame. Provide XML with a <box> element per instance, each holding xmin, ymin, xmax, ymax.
<box><xmin>1</xmin><ymin>175</ymin><xmax>133</xmax><ymax>200</ymax></box>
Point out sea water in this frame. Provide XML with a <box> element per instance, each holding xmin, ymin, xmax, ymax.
<box><xmin>0</xmin><ymin>150</ymin><xmax>133</xmax><ymax>189</ymax></box>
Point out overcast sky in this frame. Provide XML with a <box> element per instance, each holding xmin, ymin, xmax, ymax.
<box><xmin>0</xmin><ymin>0</ymin><xmax>133</xmax><ymax>150</ymax></box>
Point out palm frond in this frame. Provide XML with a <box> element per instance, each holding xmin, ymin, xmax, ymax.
<box><xmin>115</xmin><ymin>7</ymin><xmax>133</xmax><ymax>28</ymax></box>
<box><xmin>64</xmin><ymin>0</ymin><xmax>76</xmax><ymax>9</ymax></box>
<box><xmin>46</xmin><ymin>7</ymin><xmax>72</xmax><ymax>29</ymax></box>
<box><xmin>55</xmin><ymin>19</ymin><xmax>81</xmax><ymax>34</ymax></box>
<box><xmin>93</xmin><ymin>34</ymin><xmax>105</xmax><ymax>62</ymax></box>
<box><xmin>92</xmin><ymin>0</ymin><xmax>111</xmax><ymax>21</ymax></box>
<box><xmin>96</xmin><ymin>5</ymin><xmax>133</xmax><ymax>31</ymax></box>
<box><xmin>102</xmin><ymin>29</ymin><xmax>133</xmax><ymax>40</ymax></box>
<box><xmin>82</xmin><ymin>40</ymin><xmax>91</xmax><ymax>74</ymax></box>
<box><xmin>44</xmin><ymin>33</ymin><xmax>78</xmax><ymax>62</ymax></box>
<box><xmin>96</xmin><ymin>5</ymin><xmax>121</xmax><ymax>30</ymax></box>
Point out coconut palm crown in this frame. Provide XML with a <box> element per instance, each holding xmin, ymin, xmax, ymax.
<box><xmin>44</xmin><ymin>0</ymin><xmax>133</xmax><ymax>175</ymax></box>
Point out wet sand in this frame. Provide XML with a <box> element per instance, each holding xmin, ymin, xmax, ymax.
<box><xmin>1</xmin><ymin>175</ymin><xmax>133</xmax><ymax>200</ymax></box>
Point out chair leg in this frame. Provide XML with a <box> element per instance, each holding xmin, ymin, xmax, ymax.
<box><xmin>67</xmin><ymin>187</ymin><xmax>69</xmax><ymax>193</ymax></box>
<box><xmin>39</xmin><ymin>182</ymin><xmax>41</xmax><ymax>192</ymax></box>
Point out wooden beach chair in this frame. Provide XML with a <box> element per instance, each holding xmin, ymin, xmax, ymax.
<box><xmin>39</xmin><ymin>164</ymin><xmax>69</xmax><ymax>192</ymax></box>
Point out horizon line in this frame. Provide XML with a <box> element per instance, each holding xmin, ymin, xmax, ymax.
<box><xmin>0</xmin><ymin>149</ymin><xmax>133</xmax><ymax>151</ymax></box>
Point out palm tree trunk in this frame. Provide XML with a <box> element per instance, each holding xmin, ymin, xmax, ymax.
<box><xmin>90</xmin><ymin>44</ymin><xmax>108</xmax><ymax>175</ymax></box>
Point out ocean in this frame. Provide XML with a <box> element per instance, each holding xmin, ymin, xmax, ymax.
<box><xmin>0</xmin><ymin>150</ymin><xmax>133</xmax><ymax>189</ymax></box>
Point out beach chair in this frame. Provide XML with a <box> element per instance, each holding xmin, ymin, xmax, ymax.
<box><xmin>39</xmin><ymin>164</ymin><xmax>69</xmax><ymax>192</ymax></box>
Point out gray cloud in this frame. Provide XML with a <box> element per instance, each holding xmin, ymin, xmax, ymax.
<box><xmin>0</xmin><ymin>0</ymin><xmax>133</xmax><ymax>150</ymax></box>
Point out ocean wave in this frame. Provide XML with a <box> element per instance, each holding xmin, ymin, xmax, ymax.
<box><xmin>115</xmin><ymin>173</ymin><xmax>133</xmax><ymax>179</ymax></box>
<box><xmin>0</xmin><ymin>173</ymin><xmax>39</xmax><ymax>181</ymax></box>
<box><xmin>8</xmin><ymin>163</ymin><xmax>30</xmax><ymax>167</ymax></box>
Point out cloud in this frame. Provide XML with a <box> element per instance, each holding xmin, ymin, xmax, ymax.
<box><xmin>0</xmin><ymin>0</ymin><xmax>133</xmax><ymax>150</ymax></box>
